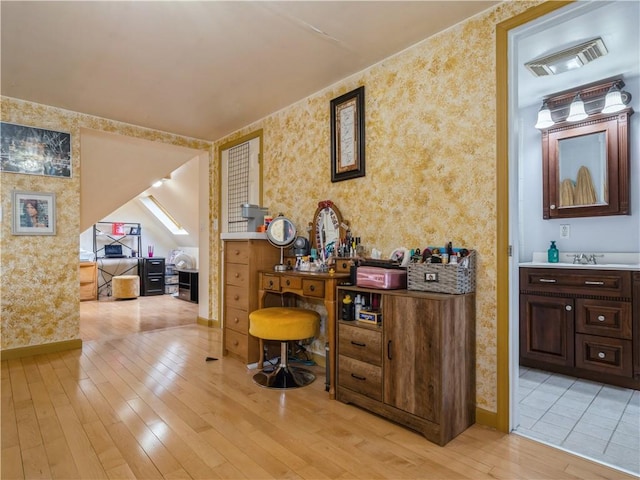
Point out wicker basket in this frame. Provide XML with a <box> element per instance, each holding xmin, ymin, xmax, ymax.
<box><xmin>407</xmin><ymin>250</ymin><xmax>476</xmax><ymax>294</ymax></box>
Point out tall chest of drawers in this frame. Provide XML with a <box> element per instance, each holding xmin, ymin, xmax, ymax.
<box><xmin>223</xmin><ymin>239</ymin><xmax>279</xmax><ymax>364</ymax></box>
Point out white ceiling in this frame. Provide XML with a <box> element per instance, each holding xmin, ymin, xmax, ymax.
<box><xmin>1</xmin><ymin>1</ymin><xmax>497</xmax><ymax>141</ymax></box>
<box><xmin>515</xmin><ymin>1</ymin><xmax>639</xmax><ymax>109</ymax></box>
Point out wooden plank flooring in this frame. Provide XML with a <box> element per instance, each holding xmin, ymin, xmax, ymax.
<box><xmin>1</xmin><ymin>296</ymin><xmax>635</xmax><ymax>479</ymax></box>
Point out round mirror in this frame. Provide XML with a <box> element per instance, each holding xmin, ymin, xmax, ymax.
<box><xmin>266</xmin><ymin>216</ymin><xmax>297</xmax><ymax>271</ymax></box>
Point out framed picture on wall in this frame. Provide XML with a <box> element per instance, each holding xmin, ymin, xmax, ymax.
<box><xmin>0</xmin><ymin>122</ymin><xmax>71</xmax><ymax>178</ymax></box>
<box><xmin>330</xmin><ymin>86</ymin><xmax>365</xmax><ymax>182</ymax></box>
<box><xmin>11</xmin><ymin>190</ymin><xmax>56</xmax><ymax>235</ymax></box>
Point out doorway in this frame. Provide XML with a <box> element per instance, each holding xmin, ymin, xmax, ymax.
<box><xmin>504</xmin><ymin>1</ymin><xmax>640</xmax><ymax>475</ymax></box>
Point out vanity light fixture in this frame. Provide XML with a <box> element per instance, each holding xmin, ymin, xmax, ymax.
<box><xmin>534</xmin><ymin>101</ymin><xmax>555</xmax><ymax>129</ymax></box>
<box><xmin>602</xmin><ymin>84</ymin><xmax>626</xmax><ymax>113</ymax></box>
<box><xmin>566</xmin><ymin>94</ymin><xmax>588</xmax><ymax>122</ymax></box>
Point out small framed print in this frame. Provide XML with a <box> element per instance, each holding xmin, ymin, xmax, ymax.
<box><xmin>11</xmin><ymin>190</ymin><xmax>56</xmax><ymax>235</ymax></box>
<box><xmin>331</xmin><ymin>86</ymin><xmax>365</xmax><ymax>182</ymax></box>
<box><xmin>129</xmin><ymin>226</ymin><xmax>140</xmax><ymax>235</ymax></box>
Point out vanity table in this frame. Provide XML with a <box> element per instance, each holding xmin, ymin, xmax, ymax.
<box><xmin>258</xmin><ymin>270</ymin><xmax>350</xmax><ymax>398</ymax></box>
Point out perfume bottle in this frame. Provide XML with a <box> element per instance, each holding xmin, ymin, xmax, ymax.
<box><xmin>548</xmin><ymin>240</ymin><xmax>559</xmax><ymax>263</ymax></box>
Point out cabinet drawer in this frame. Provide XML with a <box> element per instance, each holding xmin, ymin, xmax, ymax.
<box><xmin>225</xmin><ymin>307</ymin><xmax>248</xmax><ymax>335</ymax></box>
<box><xmin>335</xmin><ymin>259</ymin><xmax>353</xmax><ymax>273</ymax></box>
<box><xmin>520</xmin><ymin>268</ymin><xmax>631</xmax><ymax>297</ymax></box>
<box><xmin>339</xmin><ymin>323</ymin><xmax>382</xmax><ymax>366</ymax></box>
<box><xmin>281</xmin><ymin>276</ymin><xmax>302</xmax><ymax>290</ymax></box>
<box><xmin>226</xmin><ymin>263</ymin><xmax>249</xmax><ymax>288</ymax></box>
<box><xmin>225</xmin><ymin>242</ymin><xmax>250</xmax><ymax>264</ymax></box>
<box><xmin>79</xmin><ymin>264</ymin><xmax>96</xmax><ymax>283</ymax></box>
<box><xmin>80</xmin><ymin>283</ymin><xmax>96</xmax><ymax>301</ymax></box>
<box><xmin>575</xmin><ymin>333</ymin><xmax>632</xmax><ymax>377</ymax></box>
<box><xmin>225</xmin><ymin>328</ymin><xmax>249</xmax><ymax>359</ymax></box>
<box><xmin>225</xmin><ymin>285</ymin><xmax>249</xmax><ymax>310</ymax></box>
<box><xmin>262</xmin><ymin>275</ymin><xmax>281</xmax><ymax>291</ymax></box>
<box><xmin>338</xmin><ymin>355</ymin><xmax>382</xmax><ymax>401</ymax></box>
<box><xmin>303</xmin><ymin>279</ymin><xmax>325</xmax><ymax>298</ymax></box>
<box><xmin>575</xmin><ymin>299</ymin><xmax>632</xmax><ymax>339</ymax></box>
<box><xmin>145</xmin><ymin>259</ymin><xmax>165</xmax><ymax>274</ymax></box>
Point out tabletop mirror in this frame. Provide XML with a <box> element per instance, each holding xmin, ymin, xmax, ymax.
<box><xmin>310</xmin><ymin>200</ymin><xmax>347</xmax><ymax>260</ymax></box>
<box><xmin>266</xmin><ymin>215</ymin><xmax>297</xmax><ymax>271</ymax></box>
<box><xmin>540</xmin><ymin>80</ymin><xmax>633</xmax><ymax>219</ymax></box>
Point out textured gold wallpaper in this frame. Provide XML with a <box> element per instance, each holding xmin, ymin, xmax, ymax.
<box><xmin>214</xmin><ymin>1</ymin><xmax>537</xmax><ymax>412</ymax></box>
<box><xmin>0</xmin><ymin>98</ymin><xmax>211</xmax><ymax>351</ymax></box>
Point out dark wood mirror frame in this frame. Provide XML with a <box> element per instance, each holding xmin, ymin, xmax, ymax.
<box><xmin>542</xmin><ymin>105</ymin><xmax>633</xmax><ymax>220</ymax></box>
<box><xmin>309</xmin><ymin>200</ymin><xmax>348</xmax><ymax>253</ymax></box>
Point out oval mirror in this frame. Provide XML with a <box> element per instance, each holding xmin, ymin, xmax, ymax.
<box><xmin>266</xmin><ymin>216</ymin><xmax>297</xmax><ymax>271</ymax></box>
<box><xmin>310</xmin><ymin>200</ymin><xmax>347</xmax><ymax>257</ymax></box>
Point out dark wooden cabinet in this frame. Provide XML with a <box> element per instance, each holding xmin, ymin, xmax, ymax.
<box><xmin>138</xmin><ymin>258</ymin><xmax>165</xmax><ymax>296</ymax></box>
<box><xmin>177</xmin><ymin>269</ymin><xmax>198</xmax><ymax>303</ymax></box>
<box><xmin>336</xmin><ymin>286</ymin><xmax>475</xmax><ymax>446</ymax></box>
<box><xmin>520</xmin><ymin>267</ymin><xmax>638</xmax><ymax>389</ymax></box>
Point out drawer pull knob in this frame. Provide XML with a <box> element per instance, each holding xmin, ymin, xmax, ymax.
<box><xmin>565</xmin><ymin>305</ymin><xmax>572</xmax><ymax>311</ymax></box>
<box><xmin>585</xmin><ymin>281</ymin><xmax>604</xmax><ymax>285</ymax></box>
<box><xmin>598</xmin><ymin>352</ymin><xmax>605</xmax><ymax>359</ymax></box>
<box><xmin>234</xmin><ymin>317</ymin><xmax>239</xmax><ymax>324</ymax></box>
<box><xmin>269</xmin><ymin>281</ymin><xmax>274</xmax><ymax>287</ymax></box>
<box><xmin>234</xmin><ymin>295</ymin><xmax>239</xmax><ymax>301</ymax></box>
<box><xmin>286</xmin><ymin>280</ymin><xmax>291</xmax><ymax>286</ymax></box>
<box><xmin>341</xmin><ymin>262</ymin><xmax>347</xmax><ymax>268</ymax></box>
<box><xmin>350</xmin><ymin>341</ymin><xmax>366</xmax><ymax>347</ymax></box>
<box><xmin>234</xmin><ymin>273</ymin><xmax>240</xmax><ymax>278</ymax></box>
<box><xmin>233</xmin><ymin>340</ymin><xmax>239</xmax><ymax>346</ymax></box>
<box><xmin>597</xmin><ymin>315</ymin><xmax>605</xmax><ymax>322</ymax></box>
<box><xmin>234</xmin><ymin>250</ymin><xmax>240</xmax><ymax>255</ymax></box>
<box><xmin>310</xmin><ymin>285</ymin><xmax>315</xmax><ymax>291</ymax></box>
<box><xmin>350</xmin><ymin>373</ymin><xmax>366</xmax><ymax>381</ymax></box>
<box><xmin>539</xmin><ymin>279</ymin><xmax>557</xmax><ymax>283</ymax></box>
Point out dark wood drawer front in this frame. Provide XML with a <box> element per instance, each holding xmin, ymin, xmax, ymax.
<box><xmin>576</xmin><ymin>299</ymin><xmax>632</xmax><ymax>339</ymax></box>
<box><xmin>338</xmin><ymin>355</ymin><xmax>382</xmax><ymax>401</ymax></box>
<box><xmin>339</xmin><ymin>324</ymin><xmax>382</xmax><ymax>366</ymax></box>
<box><xmin>302</xmin><ymin>280</ymin><xmax>325</xmax><ymax>298</ymax></box>
<box><xmin>226</xmin><ymin>263</ymin><xmax>249</xmax><ymax>288</ymax></box>
<box><xmin>225</xmin><ymin>307</ymin><xmax>248</xmax><ymax>335</ymax></box>
<box><xmin>576</xmin><ymin>334</ymin><xmax>632</xmax><ymax>377</ymax></box>
<box><xmin>520</xmin><ymin>268</ymin><xmax>631</xmax><ymax>297</ymax></box>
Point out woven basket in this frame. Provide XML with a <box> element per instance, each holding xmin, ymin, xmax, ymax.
<box><xmin>407</xmin><ymin>250</ymin><xmax>476</xmax><ymax>294</ymax></box>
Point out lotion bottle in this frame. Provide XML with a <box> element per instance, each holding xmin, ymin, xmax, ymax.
<box><xmin>548</xmin><ymin>241</ymin><xmax>559</xmax><ymax>263</ymax></box>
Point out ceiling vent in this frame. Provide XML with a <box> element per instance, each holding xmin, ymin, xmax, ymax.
<box><xmin>525</xmin><ymin>37</ymin><xmax>608</xmax><ymax>77</ymax></box>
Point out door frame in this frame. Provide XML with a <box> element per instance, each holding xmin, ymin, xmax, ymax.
<box><xmin>495</xmin><ymin>1</ymin><xmax>573</xmax><ymax>432</ymax></box>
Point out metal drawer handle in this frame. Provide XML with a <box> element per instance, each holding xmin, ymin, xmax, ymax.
<box><xmin>350</xmin><ymin>341</ymin><xmax>366</xmax><ymax>347</ymax></box>
<box><xmin>598</xmin><ymin>315</ymin><xmax>605</xmax><ymax>322</ymax></box>
<box><xmin>585</xmin><ymin>281</ymin><xmax>605</xmax><ymax>285</ymax></box>
<box><xmin>598</xmin><ymin>352</ymin><xmax>605</xmax><ymax>359</ymax></box>
<box><xmin>387</xmin><ymin>340</ymin><xmax>392</xmax><ymax>360</ymax></box>
<box><xmin>310</xmin><ymin>285</ymin><xmax>315</xmax><ymax>291</ymax></box>
<box><xmin>565</xmin><ymin>305</ymin><xmax>572</xmax><ymax>311</ymax></box>
<box><xmin>268</xmin><ymin>280</ymin><xmax>274</xmax><ymax>287</ymax></box>
<box><xmin>350</xmin><ymin>373</ymin><xmax>366</xmax><ymax>381</ymax></box>
<box><xmin>286</xmin><ymin>280</ymin><xmax>291</xmax><ymax>286</ymax></box>
<box><xmin>539</xmin><ymin>279</ymin><xmax>557</xmax><ymax>283</ymax></box>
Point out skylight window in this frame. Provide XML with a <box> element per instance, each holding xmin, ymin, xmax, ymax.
<box><xmin>139</xmin><ymin>195</ymin><xmax>188</xmax><ymax>235</ymax></box>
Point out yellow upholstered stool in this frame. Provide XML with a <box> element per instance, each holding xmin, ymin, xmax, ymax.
<box><xmin>249</xmin><ymin>307</ymin><xmax>320</xmax><ymax>389</ymax></box>
<box><xmin>112</xmin><ymin>275</ymin><xmax>140</xmax><ymax>300</ymax></box>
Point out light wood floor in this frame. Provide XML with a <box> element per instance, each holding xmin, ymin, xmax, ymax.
<box><xmin>1</xmin><ymin>297</ymin><xmax>635</xmax><ymax>479</ymax></box>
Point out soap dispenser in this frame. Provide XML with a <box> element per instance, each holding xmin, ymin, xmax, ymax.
<box><xmin>548</xmin><ymin>241</ymin><xmax>559</xmax><ymax>263</ymax></box>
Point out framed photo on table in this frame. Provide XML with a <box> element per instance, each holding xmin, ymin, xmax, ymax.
<box><xmin>11</xmin><ymin>190</ymin><xmax>56</xmax><ymax>235</ymax></box>
<box><xmin>330</xmin><ymin>86</ymin><xmax>365</xmax><ymax>182</ymax></box>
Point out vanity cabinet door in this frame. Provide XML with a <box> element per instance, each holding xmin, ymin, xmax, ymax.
<box><xmin>520</xmin><ymin>294</ymin><xmax>574</xmax><ymax>367</ymax></box>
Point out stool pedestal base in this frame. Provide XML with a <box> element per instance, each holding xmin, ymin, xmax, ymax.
<box><xmin>253</xmin><ymin>366</ymin><xmax>315</xmax><ymax>389</ymax></box>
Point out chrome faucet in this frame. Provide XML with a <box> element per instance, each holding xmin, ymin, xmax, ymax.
<box><xmin>572</xmin><ymin>253</ymin><xmax>598</xmax><ymax>265</ymax></box>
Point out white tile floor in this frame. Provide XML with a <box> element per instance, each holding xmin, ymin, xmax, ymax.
<box><xmin>516</xmin><ymin>367</ymin><xmax>640</xmax><ymax>476</ymax></box>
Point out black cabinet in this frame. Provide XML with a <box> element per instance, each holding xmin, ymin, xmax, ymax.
<box><xmin>178</xmin><ymin>269</ymin><xmax>198</xmax><ymax>303</ymax></box>
<box><xmin>138</xmin><ymin>258</ymin><xmax>165</xmax><ymax>296</ymax></box>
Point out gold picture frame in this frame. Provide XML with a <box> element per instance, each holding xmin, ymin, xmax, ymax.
<box><xmin>330</xmin><ymin>86</ymin><xmax>365</xmax><ymax>182</ymax></box>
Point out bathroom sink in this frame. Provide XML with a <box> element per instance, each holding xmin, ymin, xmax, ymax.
<box><xmin>521</xmin><ymin>252</ymin><xmax>640</xmax><ymax>271</ymax></box>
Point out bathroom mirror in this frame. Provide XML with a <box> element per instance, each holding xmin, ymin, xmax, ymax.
<box><xmin>310</xmin><ymin>200</ymin><xmax>347</xmax><ymax>257</ymax></box>
<box><xmin>542</xmin><ymin>109</ymin><xmax>632</xmax><ymax>219</ymax></box>
<box><xmin>266</xmin><ymin>216</ymin><xmax>296</xmax><ymax>271</ymax></box>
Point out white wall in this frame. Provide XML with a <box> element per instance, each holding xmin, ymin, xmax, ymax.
<box><xmin>519</xmin><ymin>75</ymin><xmax>640</xmax><ymax>260</ymax></box>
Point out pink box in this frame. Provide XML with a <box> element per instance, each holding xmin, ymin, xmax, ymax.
<box><xmin>356</xmin><ymin>267</ymin><xmax>407</xmax><ymax>290</ymax></box>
